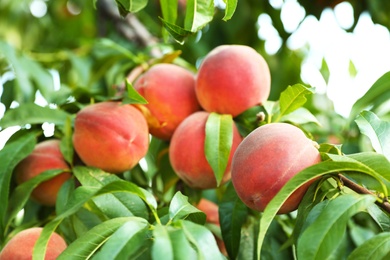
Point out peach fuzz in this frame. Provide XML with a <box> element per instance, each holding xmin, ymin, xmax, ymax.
<box><xmin>169</xmin><ymin>111</ymin><xmax>242</xmax><ymax>189</ymax></box>
<box><xmin>14</xmin><ymin>139</ymin><xmax>71</xmax><ymax>206</ymax></box>
<box><xmin>195</xmin><ymin>45</ymin><xmax>271</xmax><ymax>117</ymax></box>
<box><xmin>0</xmin><ymin>227</ymin><xmax>67</xmax><ymax>260</ymax></box>
<box><xmin>134</xmin><ymin>63</ymin><xmax>201</xmax><ymax>140</ymax></box>
<box><xmin>231</xmin><ymin>123</ymin><xmax>321</xmax><ymax>214</ymax></box>
<box><xmin>73</xmin><ymin>101</ymin><xmax>149</xmax><ymax>173</ymax></box>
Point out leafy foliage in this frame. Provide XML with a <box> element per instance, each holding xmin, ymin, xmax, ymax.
<box><xmin>1</xmin><ymin>0</ymin><xmax>390</xmax><ymax>259</ymax></box>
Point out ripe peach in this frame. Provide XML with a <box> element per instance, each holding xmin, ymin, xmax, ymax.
<box><xmin>195</xmin><ymin>45</ymin><xmax>271</xmax><ymax>117</ymax></box>
<box><xmin>14</xmin><ymin>139</ymin><xmax>71</xmax><ymax>206</ymax></box>
<box><xmin>72</xmin><ymin>101</ymin><xmax>149</xmax><ymax>173</ymax></box>
<box><xmin>231</xmin><ymin>123</ymin><xmax>321</xmax><ymax>214</ymax></box>
<box><xmin>134</xmin><ymin>63</ymin><xmax>201</xmax><ymax>140</ymax></box>
<box><xmin>0</xmin><ymin>227</ymin><xmax>67</xmax><ymax>260</ymax></box>
<box><xmin>169</xmin><ymin>111</ymin><xmax>242</xmax><ymax>189</ymax></box>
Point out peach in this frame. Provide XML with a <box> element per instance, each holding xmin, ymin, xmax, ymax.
<box><xmin>231</xmin><ymin>123</ymin><xmax>321</xmax><ymax>214</ymax></box>
<box><xmin>195</xmin><ymin>45</ymin><xmax>271</xmax><ymax>117</ymax></box>
<box><xmin>134</xmin><ymin>63</ymin><xmax>201</xmax><ymax>140</ymax></box>
<box><xmin>72</xmin><ymin>101</ymin><xmax>149</xmax><ymax>173</ymax></box>
<box><xmin>14</xmin><ymin>139</ymin><xmax>71</xmax><ymax>206</ymax></box>
<box><xmin>169</xmin><ymin>111</ymin><xmax>242</xmax><ymax>189</ymax></box>
<box><xmin>0</xmin><ymin>227</ymin><xmax>67</xmax><ymax>260</ymax></box>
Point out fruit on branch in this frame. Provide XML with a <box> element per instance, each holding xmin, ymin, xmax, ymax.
<box><xmin>72</xmin><ymin>101</ymin><xmax>149</xmax><ymax>173</ymax></box>
<box><xmin>195</xmin><ymin>45</ymin><xmax>271</xmax><ymax>117</ymax></box>
<box><xmin>0</xmin><ymin>227</ymin><xmax>67</xmax><ymax>260</ymax></box>
<box><xmin>169</xmin><ymin>111</ymin><xmax>242</xmax><ymax>189</ymax></box>
<box><xmin>231</xmin><ymin>123</ymin><xmax>321</xmax><ymax>214</ymax></box>
<box><xmin>14</xmin><ymin>139</ymin><xmax>72</xmax><ymax>206</ymax></box>
<box><xmin>134</xmin><ymin>63</ymin><xmax>201</xmax><ymax>140</ymax></box>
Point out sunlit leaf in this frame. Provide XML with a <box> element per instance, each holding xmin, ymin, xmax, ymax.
<box><xmin>122</xmin><ymin>80</ymin><xmax>148</xmax><ymax>105</ymax></box>
<box><xmin>347</xmin><ymin>232</ymin><xmax>390</xmax><ymax>260</ymax></box>
<box><xmin>152</xmin><ymin>224</ymin><xmax>174</xmax><ymax>260</ymax></box>
<box><xmin>169</xmin><ymin>191</ymin><xmax>206</xmax><ymax>224</ymax></box>
<box><xmin>0</xmin><ymin>103</ymin><xmax>70</xmax><ymax>129</ymax></box>
<box><xmin>205</xmin><ymin>113</ymin><xmax>233</xmax><ymax>187</ymax></box>
<box><xmin>350</xmin><ymin>71</ymin><xmax>390</xmax><ymax>120</ymax></box>
<box><xmin>275</xmin><ymin>84</ymin><xmax>314</xmax><ymax>121</ymax></box>
<box><xmin>280</xmin><ymin>107</ymin><xmax>320</xmax><ymax>125</ymax></box>
<box><xmin>355</xmin><ymin>110</ymin><xmax>390</xmax><ymax>161</ymax></box>
<box><xmin>184</xmin><ymin>0</ymin><xmax>214</xmax><ymax>32</ymax></box>
<box><xmin>223</xmin><ymin>0</ymin><xmax>238</xmax><ymax>21</ymax></box>
<box><xmin>297</xmin><ymin>194</ymin><xmax>375</xmax><ymax>260</ymax></box>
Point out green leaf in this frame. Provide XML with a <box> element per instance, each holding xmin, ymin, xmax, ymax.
<box><xmin>348</xmin><ymin>232</ymin><xmax>390</xmax><ymax>260</ymax></box>
<box><xmin>152</xmin><ymin>225</ymin><xmax>174</xmax><ymax>260</ymax></box>
<box><xmin>355</xmin><ymin>110</ymin><xmax>390</xmax><ymax>161</ymax></box>
<box><xmin>57</xmin><ymin>217</ymin><xmax>140</xmax><ymax>259</ymax></box>
<box><xmin>297</xmin><ymin>194</ymin><xmax>376</xmax><ymax>260</ymax></box>
<box><xmin>205</xmin><ymin>113</ymin><xmax>233</xmax><ymax>187</ymax></box>
<box><xmin>159</xmin><ymin>18</ymin><xmax>193</xmax><ymax>44</ymax></box>
<box><xmin>256</xmin><ymin>159</ymin><xmax>383</xmax><ymax>259</ymax></box>
<box><xmin>122</xmin><ymin>80</ymin><xmax>148</xmax><ymax>105</ymax></box>
<box><xmin>367</xmin><ymin>204</ymin><xmax>390</xmax><ymax>232</ymax></box>
<box><xmin>184</xmin><ymin>0</ymin><xmax>214</xmax><ymax>32</ymax></box>
<box><xmin>219</xmin><ymin>182</ymin><xmax>248</xmax><ymax>259</ymax></box>
<box><xmin>350</xmin><ymin>71</ymin><xmax>390</xmax><ymax>120</ymax></box>
<box><xmin>160</xmin><ymin>0</ymin><xmax>178</xmax><ymax>25</ymax></box>
<box><xmin>223</xmin><ymin>0</ymin><xmax>238</xmax><ymax>21</ymax></box>
<box><xmin>115</xmin><ymin>0</ymin><xmax>148</xmax><ymax>14</ymax></box>
<box><xmin>60</xmin><ymin>116</ymin><xmax>74</xmax><ymax>166</ymax></box>
<box><xmin>275</xmin><ymin>84</ymin><xmax>314</xmax><ymax>121</ymax></box>
<box><xmin>280</xmin><ymin>107</ymin><xmax>320</xmax><ymax>125</ymax></box>
<box><xmin>179</xmin><ymin>220</ymin><xmax>224</xmax><ymax>260</ymax></box>
<box><xmin>0</xmin><ymin>132</ymin><xmax>36</xmax><ymax>237</ymax></box>
<box><xmin>167</xmin><ymin>226</ymin><xmax>197</xmax><ymax>259</ymax></box>
<box><xmin>33</xmin><ymin>220</ymin><xmax>63</xmax><ymax>260</ymax></box>
<box><xmin>168</xmin><ymin>191</ymin><xmax>206</xmax><ymax>224</ymax></box>
<box><xmin>0</xmin><ymin>103</ymin><xmax>70</xmax><ymax>129</ymax></box>
<box><xmin>92</xmin><ymin>217</ymin><xmax>149</xmax><ymax>260</ymax></box>
<box><xmin>5</xmin><ymin>169</ymin><xmax>65</xmax><ymax>234</ymax></box>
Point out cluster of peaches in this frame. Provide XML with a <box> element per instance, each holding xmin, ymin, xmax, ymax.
<box><xmin>1</xmin><ymin>45</ymin><xmax>321</xmax><ymax>259</ymax></box>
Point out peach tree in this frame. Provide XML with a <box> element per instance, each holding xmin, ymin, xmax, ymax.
<box><xmin>1</xmin><ymin>0</ymin><xmax>390</xmax><ymax>259</ymax></box>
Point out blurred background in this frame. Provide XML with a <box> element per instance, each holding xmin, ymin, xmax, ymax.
<box><xmin>1</xmin><ymin>0</ymin><xmax>390</xmax><ymax>149</ymax></box>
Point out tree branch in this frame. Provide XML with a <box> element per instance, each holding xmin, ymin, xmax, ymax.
<box><xmin>338</xmin><ymin>173</ymin><xmax>390</xmax><ymax>214</ymax></box>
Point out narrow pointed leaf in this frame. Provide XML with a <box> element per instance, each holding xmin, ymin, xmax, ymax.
<box><xmin>348</xmin><ymin>232</ymin><xmax>390</xmax><ymax>260</ymax></box>
<box><xmin>223</xmin><ymin>0</ymin><xmax>238</xmax><ymax>21</ymax></box>
<box><xmin>205</xmin><ymin>113</ymin><xmax>233</xmax><ymax>187</ymax></box>
<box><xmin>93</xmin><ymin>217</ymin><xmax>149</xmax><ymax>260</ymax></box>
<box><xmin>122</xmin><ymin>80</ymin><xmax>148</xmax><ymax>105</ymax></box>
<box><xmin>355</xmin><ymin>110</ymin><xmax>390</xmax><ymax>161</ymax></box>
<box><xmin>115</xmin><ymin>0</ymin><xmax>148</xmax><ymax>14</ymax></box>
<box><xmin>0</xmin><ymin>103</ymin><xmax>70</xmax><ymax>129</ymax></box>
<box><xmin>169</xmin><ymin>191</ymin><xmax>206</xmax><ymax>224</ymax></box>
<box><xmin>0</xmin><ymin>133</ymin><xmax>35</xmax><ymax>235</ymax></box>
<box><xmin>184</xmin><ymin>0</ymin><xmax>214</xmax><ymax>32</ymax></box>
<box><xmin>219</xmin><ymin>182</ymin><xmax>248</xmax><ymax>259</ymax></box>
<box><xmin>152</xmin><ymin>225</ymin><xmax>174</xmax><ymax>260</ymax></box>
<box><xmin>57</xmin><ymin>217</ymin><xmax>138</xmax><ymax>259</ymax></box>
<box><xmin>350</xmin><ymin>71</ymin><xmax>390</xmax><ymax>120</ymax></box>
<box><xmin>276</xmin><ymin>84</ymin><xmax>314</xmax><ymax>120</ymax></box>
<box><xmin>297</xmin><ymin>194</ymin><xmax>376</xmax><ymax>260</ymax></box>
<box><xmin>256</xmin><ymin>159</ymin><xmax>384</xmax><ymax>259</ymax></box>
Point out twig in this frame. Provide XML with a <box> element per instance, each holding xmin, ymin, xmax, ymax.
<box><xmin>338</xmin><ymin>173</ymin><xmax>390</xmax><ymax>214</ymax></box>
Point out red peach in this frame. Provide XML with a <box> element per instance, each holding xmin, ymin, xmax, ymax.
<box><xmin>195</xmin><ymin>45</ymin><xmax>271</xmax><ymax>117</ymax></box>
<box><xmin>134</xmin><ymin>63</ymin><xmax>201</xmax><ymax>140</ymax></box>
<box><xmin>231</xmin><ymin>123</ymin><xmax>321</xmax><ymax>214</ymax></box>
<box><xmin>169</xmin><ymin>111</ymin><xmax>242</xmax><ymax>189</ymax></box>
<box><xmin>72</xmin><ymin>101</ymin><xmax>149</xmax><ymax>173</ymax></box>
<box><xmin>0</xmin><ymin>227</ymin><xmax>67</xmax><ymax>260</ymax></box>
<box><xmin>14</xmin><ymin>140</ymin><xmax>71</xmax><ymax>206</ymax></box>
